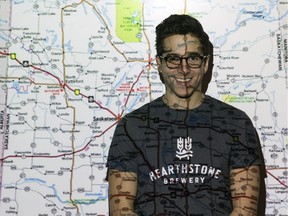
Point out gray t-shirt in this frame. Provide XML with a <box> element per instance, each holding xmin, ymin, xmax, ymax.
<box><xmin>107</xmin><ymin>95</ymin><xmax>261</xmax><ymax>216</ymax></box>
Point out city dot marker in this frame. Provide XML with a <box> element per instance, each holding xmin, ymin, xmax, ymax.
<box><xmin>10</xmin><ymin>53</ymin><xmax>16</xmax><ymax>60</ymax></box>
<box><xmin>74</xmin><ymin>89</ymin><xmax>80</xmax><ymax>95</ymax></box>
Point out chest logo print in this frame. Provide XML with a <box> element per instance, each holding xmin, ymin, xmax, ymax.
<box><xmin>176</xmin><ymin>137</ymin><xmax>193</xmax><ymax>160</ymax></box>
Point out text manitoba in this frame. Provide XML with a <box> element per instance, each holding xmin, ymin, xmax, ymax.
<box><xmin>149</xmin><ymin>164</ymin><xmax>222</xmax><ymax>182</ymax></box>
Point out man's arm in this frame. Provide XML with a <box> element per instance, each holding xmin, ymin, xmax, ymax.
<box><xmin>230</xmin><ymin>165</ymin><xmax>260</xmax><ymax>216</ymax></box>
<box><xmin>108</xmin><ymin>169</ymin><xmax>138</xmax><ymax>216</ymax></box>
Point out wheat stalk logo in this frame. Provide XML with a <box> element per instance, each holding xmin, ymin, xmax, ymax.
<box><xmin>176</xmin><ymin>137</ymin><xmax>193</xmax><ymax>160</ymax></box>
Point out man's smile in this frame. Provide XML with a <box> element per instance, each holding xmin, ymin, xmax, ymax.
<box><xmin>174</xmin><ymin>77</ymin><xmax>192</xmax><ymax>83</ymax></box>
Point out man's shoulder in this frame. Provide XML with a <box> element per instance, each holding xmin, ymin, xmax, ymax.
<box><xmin>204</xmin><ymin>95</ymin><xmax>250</xmax><ymax>121</ymax></box>
<box><xmin>206</xmin><ymin>95</ymin><xmax>245</xmax><ymax>113</ymax></box>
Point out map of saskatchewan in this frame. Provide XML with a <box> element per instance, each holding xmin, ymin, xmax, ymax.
<box><xmin>0</xmin><ymin>0</ymin><xmax>287</xmax><ymax>215</ymax></box>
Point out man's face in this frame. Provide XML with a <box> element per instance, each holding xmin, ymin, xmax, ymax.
<box><xmin>157</xmin><ymin>34</ymin><xmax>209</xmax><ymax>99</ymax></box>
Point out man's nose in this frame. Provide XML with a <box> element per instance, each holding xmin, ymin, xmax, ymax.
<box><xmin>178</xmin><ymin>59</ymin><xmax>190</xmax><ymax>74</ymax></box>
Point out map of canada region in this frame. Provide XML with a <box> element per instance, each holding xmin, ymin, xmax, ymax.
<box><xmin>0</xmin><ymin>0</ymin><xmax>287</xmax><ymax>215</ymax></box>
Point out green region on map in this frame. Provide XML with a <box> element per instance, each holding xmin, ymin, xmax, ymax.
<box><xmin>116</xmin><ymin>0</ymin><xmax>142</xmax><ymax>42</ymax></box>
<box><xmin>222</xmin><ymin>95</ymin><xmax>255</xmax><ymax>103</ymax></box>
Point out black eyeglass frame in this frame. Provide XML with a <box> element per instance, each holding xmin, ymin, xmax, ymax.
<box><xmin>158</xmin><ymin>54</ymin><xmax>208</xmax><ymax>69</ymax></box>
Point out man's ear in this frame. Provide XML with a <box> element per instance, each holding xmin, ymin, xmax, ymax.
<box><xmin>156</xmin><ymin>56</ymin><xmax>162</xmax><ymax>73</ymax></box>
<box><xmin>156</xmin><ymin>56</ymin><xmax>161</xmax><ymax>65</ymax></box>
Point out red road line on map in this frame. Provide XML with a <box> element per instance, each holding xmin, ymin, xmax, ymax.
<box><xmin>120</xmin><ymin>68</ymin><xmax>145</xmax><ymax>117</ymax></box>
<box><xmin>0</xmin><ymin>52</ymin><xmax>145</xmax><ymax>157</ymax></box>
<box><xmin>266</xmin><ymin>170</ymin><xmax>288</xmax><ymax>188</ymax></box>
<box><xmin>59</xmin><ymin>2</ymin><xmax>124</xmax><ymax>210</ymax></box>
<box><xmin>141</xmin><ymin>3</ymin><xmax>153</xmax><ymax>101</ymax></box>
<box><xmin>0</xmin><ymin>118</ymin><xmax>118</xmax><ymax>163</ymax></box>
<box><xmin>63</xmin><ymin>83</ymin><xmax>118</xmax><ymax>118</ymax></box>
<box><xmin>0</xmin><ymin>2</ymin><xmax>151</xmax><ymax>211</ymax></box>
<box><xmin>0</xmin><ymin>51</ymin><xmax>118</xmax><ymax>118</ymax></box>
<box><xmin>0</xmin><ymin>51</ymin><xmax>63</xmax><ymax>86</ymax></box>
<box><xmin>0</xmin><ymin>51</ymin><xmax>9</xmax><ymax>56</ymax></box>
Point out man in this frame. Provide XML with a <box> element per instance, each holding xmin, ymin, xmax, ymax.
<box><xmin>107</xmin><ymin>14</ymin><xmax>263</xmax><ymax>216</ymax></box>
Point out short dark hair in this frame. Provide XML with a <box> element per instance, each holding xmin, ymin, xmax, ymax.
<box><xmin>155</xmin><ymin>14</ymin><xmax>210</xmax><ymax>56</ymax></box>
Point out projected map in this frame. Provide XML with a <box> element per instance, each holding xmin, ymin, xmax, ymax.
<box><xmin>0</xmin><ymin>0</ymin><xmax>287</xmax><ymax>215</ymax></box>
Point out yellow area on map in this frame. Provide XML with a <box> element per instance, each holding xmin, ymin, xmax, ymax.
<box><xmin>10</xmin><ymin>53</ymin><xmax>16</xmax><ymax>60</ymax></box>
<box><xmin>221</xmin><ymin>94</ymin><xmax>255</xmax><ymax>103</ymax></box>
<box><xmin>74</xmin><ymin>89</ymin><xmax>80</xmax><ymax>95</ymax></box>
<box><xmin>116</xmin><ymin>0</ymin><xmax>141</xmax><ymax>42</ymax></box>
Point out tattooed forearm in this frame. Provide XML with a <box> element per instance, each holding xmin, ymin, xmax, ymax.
<box><xmin>230</xmin><ymin>166</ymin><xmax>260</xmax><ymax>216</ymax></box>
<box><xmin>108</xmin><ymin>169</ymin><xmax>138</xmax><ymax>216</ymax></box>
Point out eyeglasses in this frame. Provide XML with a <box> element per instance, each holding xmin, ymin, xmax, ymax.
<box><xmin>159</xmin><ymin>54</ymin><xmax>208</xmax><ymax>69</ymax></box>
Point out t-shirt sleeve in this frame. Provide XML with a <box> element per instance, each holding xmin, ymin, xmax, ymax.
<box><xmin>106</xmin><ymin>117</ymin><xmax>139</xmax><ymax>174</ymax></box>
<box><xmin>229</xmin><ymin>112</ymin><xmax>262</xmax><ymax>170</ymax></box>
